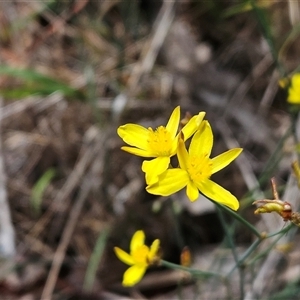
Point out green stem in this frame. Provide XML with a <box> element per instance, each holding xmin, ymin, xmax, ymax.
<box><xmin>247</xmin><ymin>232</ymin><xmax>287</xmax><ymax>266</ymax></box>
<box><xmin>250</xmin><ymin>0</ymin><xmax>285</xmax><ymax>77</ymax></box>
<box><xmin>160</xmin><ymin>260</ymin><xmax>224</xmax><ymax>280</ymax></box>
<box><xmin>217</xmin><ymin>209</ymin><xmax>245</xmax><ymax>300</ymax></box>
<box><xmin>213</xmin><ymin>201</ymin><xmax>262</xmax><ymax>238</ymax></box>
<box><xmin>83</xmin><ymin>227</ymin><xmax>110</xmax><ymax>291</ymax></box>
<box><xmin>227</xmin><ymin>238</ymin><xmax>262</xmax><ymax>277</ymax></box>
<box><xmin>266</xmin><ymin>223</ymin><xmax>293</xmax><ymax>238</ymax></box>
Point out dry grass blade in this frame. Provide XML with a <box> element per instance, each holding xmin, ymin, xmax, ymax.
<box><xmin>216</xmin><ymin>119</ymin><xmax>265</xmax><ymax>202</ymax></box>
<box><xmin>0</xmin><ymin>92</ymin><xmax>64</xmax><ymax>121</ymax></box>
<box><xmin>0</xmin><ymin>97</ymin><xmax>15</xmax><ymax>258</ymax></box>
<box><xmin>41</xmin><ymin>178</ymin><xmax>93</xmax><ymax>299</ymax></box>
<box><xmin>112</xmin><ymin>0</ymin><xmax>175</xmax><ymax>122</ymax></box>
<box><xmin>127</xmin><ymin>0</ymin><xmax>175</xmax><ymax>93</ymax></box>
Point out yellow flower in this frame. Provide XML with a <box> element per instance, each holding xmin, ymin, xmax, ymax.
<box><xmin>146</xmin><ymin>121</ymin><xmax>242</xmax><ymax>211</ymax></box>
<box><xmin>288</xmin><ymin>73</ymin><xmax>300</xmax><ymax>104</ymax></box>
<box><xmin>117</xmin><ymin>106</ymin><xmax>206</xmax><ymax>184</ymax></box>
<box><xmin>114</xmin><ymin>230</ymin><xmax>160</xmax><ymax>287</ymax></box>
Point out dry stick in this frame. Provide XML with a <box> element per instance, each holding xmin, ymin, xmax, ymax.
<box><xmin>216</xmin><ymin>120</ymin><xmax>265</xmax><ymax>202</ymax></box>
<box><xmin>258</xmin><ymin>69</ymin><xmax>279</xmax><ymax>117</ymax></box>
<box><xmin>0</xmin><ymin>92</ymin><xmax>64</xmax><ymax>121</ymax></box>
<box><xmin>28</xmin><ymin>137</ymin><xmax>96</xmax><ymax>238</ymax></box>
<box><xmin>127</xmin><ymin>0</ymin><xmax>175</xmax><ymax>92</ymax></box>
<box><xmin>41</xmin><ymin>177</ymin><xmax>93</xmax><ymax>299</ymax></box>
<box><xmin>0</xmin><ymin>97</ymin><xmax>16</xmax><ymax>257</ymax></box>
<box><xmin>222</xmin><ymin>53</ymin><xmax>273</xmax><ymax>118</ymax></box>
<box><xmin>288</xmin><ymin>0</ymin><xmax>300</xmax><ymax>26</ymax></box>
<box><xmin>111</xmin><ymin>0</ymin><xmax>175</xmax><ymax>122</ymax></box>
<box><xmin>216</xmin><ymin>119</ymin><xmax>281</xmax><ymax>233</ymax></box>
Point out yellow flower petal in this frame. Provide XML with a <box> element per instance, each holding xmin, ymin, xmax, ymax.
<box><xmin>142</xmin><ymin>157</ymin><xmax>171</xmax><ymax>185</ymax></box>
<box><xmin>130</xmin><ymin>230</ymin><xmax>145</xmax><ymax>253</ymax></box>
<box><xmin>114</xmin><ymin>247</ymin><xmax>134</xmax><ymax>266</ymax></box>
<box><xmin>148</xmin><ymin>239</ymin><xmax>160</xmax><ymax>261</ymax></box>
<box><xmin>186</xmin><ymin>181</ymin><xmax>199</xmax><ymax>201</ymax></box>
<box><xmin>189</xmin><ymin>121</ymin><xmax>213</xmax><ymax>157</ymax></box>
<box><xmin>181</xmin><ymin>111</ymin><xmax>206</xmax><ymax>141</ymax></box>
<box><xmin>121</xmin><ymin>146</ymin><xmax>154</xmax><ymax>157</ymax></box>
<box><xmin>288</xmin><ymin>73</ymin><xmax>300</xmax><ymax>104</ymax></box>
<box><xmin>165</xmin><ymin>106</ymin><xmax>180</xmax><ymax>139</ymax></box>
<box><xmin>211</xmin><ymin>148</ymin><xmax>242</xmax><ymax>174</ymax></box>
<box><xmin>146</xmin><ymin>169</ymin><xmax>189</xmax><ymax>196</ymax></box>
<box><xmin>122</xmin><ymin>265</ymin><xmax>147</xmax><ymax>287</ymax></box>
<box><xmin>117</xmin><ymin>124</ymin><xmax>149</xmax><ymax>150</ymax></box>
<box><xmin>197</xmin><ymin>179</ymin><xmax>239</xmax><ymax>210</ymax></box>
<box><xmin>177</xmin><ymin>135</ymin><xmax>189</xmax><ymax>171</ymax></box>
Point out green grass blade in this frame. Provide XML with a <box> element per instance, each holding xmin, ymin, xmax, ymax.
<box><xmin>0</xmin><ymin>65</ymin><xmax>80</xmax><ymax>98</ymax></box>
<box><xmin>83</xmin><ymin>227</ymin><xmax>110</xmax><ymax>292</ymax></box>
<box><xmin>31</xmin><ymin>168</ymin><xmax>56</xmax><ymax>217</ymax></box>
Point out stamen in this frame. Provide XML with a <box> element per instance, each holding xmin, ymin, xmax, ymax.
<box><xmin>147</xmin><ymin>126</ymin><xmax>173</xmax><ymax>156</ymax></box>
<box><xmin>187</xmin><ymin>154</ymin><xmax>212</xmax><ymax>182</ymax></box>
<box><xmin>132</xmin><ymin>245</ymin><xmax>149</xmax><ymax>265</ymax></box>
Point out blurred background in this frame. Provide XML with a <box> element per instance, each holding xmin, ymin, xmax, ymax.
<box><xmin>0</xmin><ymin>1</ymin><xmax>300</xmax><ymax>299</ymax></box>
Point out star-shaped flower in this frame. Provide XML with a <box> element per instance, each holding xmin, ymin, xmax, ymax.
<box><xmin>146</xmin><ymin>121</ymin><xmax>242</xmax><ymax>210</ymax></box>
<box><xmin>114</xmin><ymin>230</ymin><xmax>160</xmax><ymax>287</ymax></box>
<box><xmin>117</xmin><ymin>107</ymin><xmax>205</xmax><ymax>184</ymax></box>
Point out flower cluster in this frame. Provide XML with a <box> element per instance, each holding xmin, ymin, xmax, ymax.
<box><xmin>115</xmin><ymin>107</ymin><xmax>243</xmax><ymax>286</ymax></box>
<box><xmin>118</xmin><ymin>106</ymin><xmax>242</xmax><ymax>211</ymax></box>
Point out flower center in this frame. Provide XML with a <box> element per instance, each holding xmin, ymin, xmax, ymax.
<box><xmin>187</xmin><ymin>154</ymin><xmax>212</xmax><ymax>183</ymax></box>
<box><xmin>147</xmin><ymin>126</ymin><xmax>173</xmax><ymax>156</ymax></box>
<box><xmin>132</xmin><ymin>245</ymin><xmax>149</xmax><ymax>266</ymax></box>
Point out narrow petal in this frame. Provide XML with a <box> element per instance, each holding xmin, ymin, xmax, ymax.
<box><xmin>211</xmin><ymin>148</ymin><xmax>243</xmax><ymax>174</ymax></box>
<box><xmin>114</xmin><ymin>247</ymin><xmax>134</xmax><ymax>266</ymax></box>
<box><xmin>189</xmin><ymin>121</ymin><xmax>213</xmax><ymax>157</ymax></box>
<box><xmin>146</xmin><ymin>169</ymin><xmax>189</xmax><ymax>196</ymax></box>
<box><xmin>288</xmin><ymin>74</ymin><xmax>300</xmax><ymax>104</ymax></box>
<box><xmin>166</xmin><ymin>106</ymin><xmax>180</xmax><ymax>139</ymax></box>
<box><xmin>291</xmin><ymin>73</ymin><xmax>300</xmax><ymax>87</ymax></box>
<box><xmin>142</xmin><ymin>157</ymin><xmax>170</xmax><ymax>185</ymax></box>
<box><xmin>186</xmin><ymin>181</ymin><xmax>199</xmax><ymax>201</ymax></box>
<box><xmin>177</xmin><ymin>134</ymin><xmax>189</xmax><ymax>171</ymax></box>
<box><xmin>181</xmin><ymin>111</ymin><xmax>206</xmax><ymax>141</ymax></box>
<box><xmin>197</xmin><ymin>179</ymin><xmax>239</xmax><ymax>211</ymax></box>
<box><xmin>130</xmin><ymin>230</ymin><xmax>145</xmax><ymax>253</ymax></box>
<box><xmin>122</xmin><ymin>265</ymin><xmax>147</xmax><ymax>287</ymax></box>
<box><xmin>118</xmin><ymin>124</ymin><xmax>149</xmax><ymax>150</ymax></box>
<box><xmin>148</xmin><ymin>239</ymin><xmax>160</xmax><ymax>261</ymax></box>
<box><xmin>121</xmin><ymin>146</ymin><xmax>154</xmax><ymax>157</ymax></box>
<box><xmin>170</xmin><ymin>135</ymin><xmax>179</xmax><ymax>156</ymax></box>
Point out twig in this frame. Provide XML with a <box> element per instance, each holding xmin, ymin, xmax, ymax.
<box><xmin>28</xmin><ymin>127</ymin><xmax>100</xmax><ymax>238</ymax></box>
<box><xmin>41</xmin><ymin>177</ymin><xmax>92</xmax><ymax>299</ymax></box>
<box><xmin>111</xmin><ymin>0</ymin><xmax>176</xmax><ymax>122</ymax></box>
<box><xmin>258</xmin><ymin>69</ymin><xmax>279</xmax><ymax>117</ymax></box>
<box><xmin>0</xmin><ymin>97</ymin><xmax>15</xmax><ymax>258</ymax></box>
<box><xmin>127</xmin><ymin>0</ymin><xmax>175</xmax><ymax>93</ymax></box>
<box><xmin>0</xmin><ymin>92</ymin><xmax>64</xmax><ymax>121</ymax></box>
<box><xmin>288</xmin><ymin>0</ymin><xmax>300</xmax><ymax>26</ymax></box>
<box><xmin>216</xmin><ymin>119</ymin><xmax>265</xmax><ymax>202</ymax></box>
